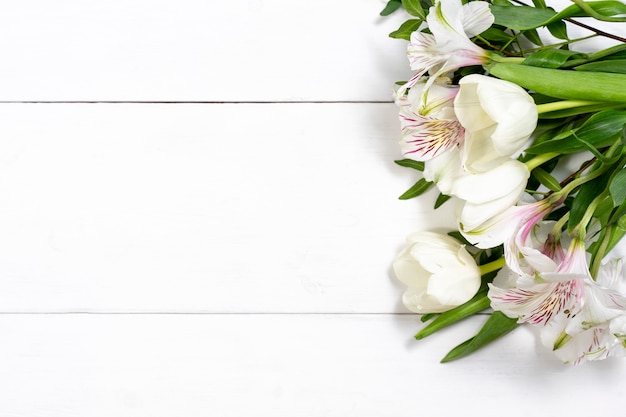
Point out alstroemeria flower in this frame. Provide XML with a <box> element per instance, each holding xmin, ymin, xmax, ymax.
<box><xmin>461</xmin><ymin>193</ymin><xmax>554</xmax><ymax>250</ymax></box>
<box><xmin>452</xmin><ymin>159</ymin><xmax>529</xmax><ymax>232</ymax></box>
<box><xmin>402</xmin><ymin>0</ymin><xmax>493</xmax><ymax>94</ymax></box>
<box><xmin>396</xmin><ymin>79</ymin><xmax>464</xmax><ymax>161</ymax></box>
<box><xmin>454</xmin><ymin>74</ymin><xmax>538</xmax><ymax>173</ymax></box>
<box><xmin>508</xmin><ymin>220</ymin><xmax>568</xmax><ymax>276</ymax></box>
<box><xmin>539</xmin><ymin>258</ymin><xmax>626</xmax><ymax>364</ymax></box>
<box><xmin>393</xmin><ymin>231</ymin><xmax>481</xmax><ymax>313</ymax></box>
<box><xmin>489</xmin><ymin>238</ymin><xmax>589</xmax><ymax>326</ymax></box>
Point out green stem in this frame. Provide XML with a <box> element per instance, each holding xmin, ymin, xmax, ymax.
<box><xmin>488</xmin><ymin>53</ymin><xmax>525</xmax><ymax>64</ymax></box>
<box><xmin>572</xmin><ymin>190</ymin><xmax>609</xmax><ymax>238</ymax></box>
<box><xmin>569</xmin><ymin>0</ymin><xmax>626</xmax><ymax>22</ymax></box>
<box><xmin>536</xmin><ymin>100</ymin><xmax>601</xmax><ymax>114</ymax></box>
<box><xmin>522</xmin><ymin>34</ymin><xmax>597</xmax><ymax>54</ymax></box>
<box><xmin>558</xmin><ymin>162</ymin><xmax>608</xmax><ymax>197</ymax></box>
<box><xmin>551</xmin><ymin>211</ymin><xmax>570</xmax><ymax>236</ymax></box>
<box><xmin>590</xmin><ymin>224</ymin><xmax>613</xmax><ymax>279</ymax></box>
<box><xmin>478</xmin><ymin>257</ymin><xmax>506</xmax><ymax>276</ymax></box>
<box><xmin>525</xmin><ymin>152</ymin><xmax>560</xmax><ymax>171</ymax></box>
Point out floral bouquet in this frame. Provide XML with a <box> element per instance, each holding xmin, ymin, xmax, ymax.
<box><xmin>384</xmin><ymin>0</ymin><xmax>626</xmax><ymax>364</ymax></box>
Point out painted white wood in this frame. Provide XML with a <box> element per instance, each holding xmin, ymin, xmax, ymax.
<box><xmin>0</xmin><ymin>103</ymin><xmax>455</xmax><ymax>313</ymax></box>
<box><xmin>0</xmin><ymin>314</ymin><xmax>621</xmax><ymax>417</ymax></box>
<box><xmin>0</xmin><ymin>0</ymin><xmax>412</xmax><ymax>102</ymax></box>
<box><xmin>0</xmin><ymin>0</ymin><xmax>623</xmax><ymax>102</ymax></box>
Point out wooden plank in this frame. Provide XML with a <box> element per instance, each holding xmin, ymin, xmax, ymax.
<box><xmin>0</xmin><ymin>0</ymin><xmax>411</xmax><ymax>102</ymax></box>
<box><xmin>0</xmin><ymin>103</ymin><xmax>453</xmax><ymax>313</ymax></box>
<box><xmin>0</xmin><ymin>313</ymin><xmax>621</xmax><ymax>416</ymax></box>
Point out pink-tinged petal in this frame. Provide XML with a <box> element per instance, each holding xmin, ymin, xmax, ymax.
<box><xmin>489</xmin><ymin>280</ymin><xmax>584</xmax><ymax>325</ymax></box>
<box><xmin>399</xmin><ymin>116</ymin><xmax>465</xmax><ymax>160</ymax></box>
<box><xmin>407</xmin><ymin>32</ymin><xmax>444</xmax><ymax>72</ymax></box>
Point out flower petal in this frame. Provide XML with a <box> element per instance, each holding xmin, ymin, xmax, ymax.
<box><xmin>460</xmin><ymin>1</ymin><xmax>495</xmax><ymax>38</ymax></box>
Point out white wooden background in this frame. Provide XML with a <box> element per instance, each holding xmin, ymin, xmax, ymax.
<box><xmin>0</xmin><ymin>1</ymin><xmax>625</xmax><ymax>415</ymax></box>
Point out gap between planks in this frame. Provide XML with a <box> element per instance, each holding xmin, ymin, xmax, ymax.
<box><xmin>0</xmin><ymin>100</ymin><xmax>394</xmax><ymax>104</ymax></box>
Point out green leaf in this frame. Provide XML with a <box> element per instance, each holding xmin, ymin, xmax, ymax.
<box><xmin>401</xmin><ymin>0</ymin><xmax>425</xmax><ymax>19</ymax></box>
<box><xmin>415</xmin><ymin>292</ymin><xmax>491</xmax><ymax>340</ymax></box>
<box><xmin>532</xmin><ymin>167</ymin><xmax>562</xmax><ymax>191</ymax></box>
<box><xmin>479</xmin><ymin>27</ymin><xmax>514</xmax><ymax>42</ymax></box>
<box><xmin>380</xmin><ymin>0</ymin><xmax>402</xmax><ymax>16</ymax></box>
<box><xmin>389</xmin><ymin>19</ymin><xmax>422</xmax><ymax>40</ymax></box>
<box><xmin>544</xmin><ymin>1</ymin><xmax>626</xmax><ymax>25</ymax></box>
<box><xmin>538</xmin><ymin>102</ymin><xmax>626</xmax><ymax>119</ymax></box>
<box><xmin>420</xmin><ymin>313</ymin><xmax>438</xmax><ymax>323</ymax></box>
<box><xmin>440</xmin><ymin>311</ymin><xmax>519</xmax><ymax>363</ymax></box>
<box><xmin>394</xmin><ymin>159</ymin><xmax>425</xmax><ymax>171</ymax></box>
<box><xmin>522</xmin><ymin>28</ymin><xmax>543</xmax><ymax>46</ymax></box>
<box><xmin>528</xmin><ymin>110</ymin><xmax>626</xmax><ymax>154</ymax></box>
<box><xmin>523</xmin><ymin>49</ymin><xmax>583</xmax><ymax>68</ymax></box>
<box><xmin>547</xmin><ymin>19</ymin><xmax>568</xmax><ymax>40</ymax></box>
<box><xmin>610</xmin><ymin>169</ymin><xmax>626</xmax><ymax>206</ymax></box>
<box><xmin>490</xmin><ymin>5</ymin><xmax>556</xmax><ymax>30</ymax></box>
<box><xmin>568</xmin><ymin>172</ymin><xmax>609</xmax><ymax>234</ymax></box>
<box><xmin>434</xmin><ymin>193</ymin><xmax>451</xmax><ymax>209</ymax></box>
<box><xmin>399</xmin><ymin>178</ymin><xmax>432</xmax><ymax>200</ymax></box>
<box><xmin>575</xmin><ymin>59</ymin><xmax>626</xmax><ymax>74</ymax></box>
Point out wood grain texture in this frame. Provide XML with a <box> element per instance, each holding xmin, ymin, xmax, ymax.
<box><xmin>0</xmin><ymin>314</ymin><xmax>623</xmax><ymax>417</ymax></box>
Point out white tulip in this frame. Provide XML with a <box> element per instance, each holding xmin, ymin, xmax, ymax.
<box><xmin>394</xmin><ymin>231</ymin><xmax>481</xmax><ymax>313</ymax></box>
<box><xmin>453</xmin><ymin>159</ymin><xmax>530</xmax><ymax>232</ymax></box>
<box><xmin>454</xmin><ymin>74</ymin><xmax>538</xmax><ymax>173</ymax></box>
<box><xmin>423</xmin><ymin>149</ymin><xmax>530</xmax><ymax>237</ymax></box>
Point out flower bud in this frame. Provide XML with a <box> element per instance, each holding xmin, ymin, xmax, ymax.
<box><xmin>394</xmin><ymin>231</ymin><xmax>481</xmax><ymax>313</ymax></box>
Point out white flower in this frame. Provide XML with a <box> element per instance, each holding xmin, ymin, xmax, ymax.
<box><xmin>454</xmin><ymin>74</ymin><xmax>538</xmax><ymax>173</ymax></box>
<box><xmin>401</xmin><ymin>0</ymin><xmax>493</xmax><ymax>94</ymax></box>
<box><xmin>489</xmin><ymin>238</ymin><xmax>589</xmax><ymax>326</ymax></box>
<box><xmin>539</xmin><ymin>258</ymin><xmax>626</xmax><ymax>364</ymax></box>
<box><xmin>396</xmin><ymin>79</ymin><xmax>465</xmax><ymax>161</ymax></box>
<box><xmin>394</xmin><ymin>231</ymin><xmax>481</xmax><ymax>313</ymax></box>
<box><xmin>452</xmin><ymin>159</ymin><xmax>530</xmax><ymax>232</ymax></box>
<box><xmin>461</xmin><ymin>196</ymin><xmax>554</xmax><ymax>250</ymax></box>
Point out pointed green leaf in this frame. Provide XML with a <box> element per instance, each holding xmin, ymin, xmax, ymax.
<box><xmin>490</xmin><ymin>5</ymin><xmax>556</xmax><ymax>30</ymax></box>
<box><xmin>522</xmin><ymin>28</ymin><xmax>542</xmax><ymax>46</ymax></box>
<box><xmin>528</xmin><ymin>110</ymin><xmax>626</xmax><ymax>154</ymax></box>
<box><xmin>420</xmin><ymin>313</ymin><xmax>438</xmax><ymax>323</ymax></box>
<box><xmin>415</xmin><ymin>292</ymin><xmax>491</xmax><ymax>340</ymax></box>
<box><xmin>480</xmin><ymin>27</ymin><xmax>514</xmax><ymax>42</ymax></box>
<box><xmin>394</xmin><ymin>159</ymin><xmax>425</xmax><ymax>171</ymax></box>
<box><xmin>440</xmin><ymin>311</ymin><xmax>519</xmax><ymax>363</ymax></box>
<box><xmin>575</xmin><ymin>59</ymin><xmax>626</xmax><ymax>74</ymax></box>
<box><xmin>401</xmin><ymin>0</ymin><xmax>425</xmax><ymax>19</ymax></box>
<box><xmin>547</xmin><ymin>19</ymin><xmax>568</xmax><ymax>40</ymax></box>
<box><xmin>434</xmin><ymin>193</ymin><xmax>451</xmax><ymax>209</ymax></box>
<box><xmin>380</xmin><ymin>0</ymin><xmax>402</xmax><ymax>16</ymax></box>
<box><xmin>389</xmin><ymin>19</ymin><xmax>422</xmax><ymax>40</ymax></box>
<box><xmin>610</xmin><ymin>169</ymin><xmax>626</xmax><ymax>206</ymax></box>
<box><xmin>531</xmin><ymin>167</ymin><xmax>562</xmax><ymax>191</ymax></box>
<box><xmin>399</xmin><ymin>178</ymin><xmax>432</xmax><ymax>200</ymax></box>
<box><xmin>523</xmin><ymin>49</ymin><xmax>583</xmax><ymax>68</ymax></box>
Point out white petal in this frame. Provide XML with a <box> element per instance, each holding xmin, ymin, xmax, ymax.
<box><xmin>450</xmin><ymin>160</ymin><xmax>529</xmax><ymax>204</ymax></box>
<box><xmin>423</xmin><ymin>147</ymin><xmax>464</xmax><ymax>195</ymax></box>
<box><xmin>460</xmin><ymin>1</ymin><xmax>495</xmax><ymax>38</ymax></box>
